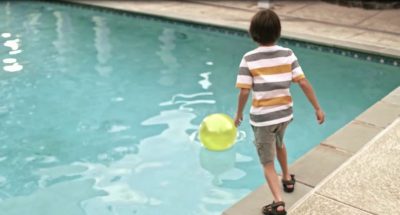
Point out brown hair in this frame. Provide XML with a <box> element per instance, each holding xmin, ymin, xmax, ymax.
<box><xmin>249</xmin><ymin>9</ymin><xmax>281</xmax><ymax>45</ymax></box>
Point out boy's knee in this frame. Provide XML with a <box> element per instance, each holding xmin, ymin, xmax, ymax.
<box><xmin>262</xmin><ymin>159</ymin><xmax>274</xmax><ymax>167</ymax></box>
<box><xmin>276</xmin><ymin>143</ymin><xmax>286</xmax><ymax>150</ymax></box>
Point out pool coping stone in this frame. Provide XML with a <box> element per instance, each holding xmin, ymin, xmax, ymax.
<box><xmin>322</xmin><ymin>121</ymin><xmax>383</xmax><ymax>154</ymax></box>
<box><xmin>288</xmin><ymin>145</ymin><xmax>352</xmax><ymax>187</ymax></box>
<box><xmin>356</xmin><ymin>101</ymin><xmax>400</xmax><ymax>128</ymax></box>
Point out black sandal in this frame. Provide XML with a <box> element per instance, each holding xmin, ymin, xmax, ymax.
<box><xmin>281</xmin><ymin>174</ymin><xmax>296</xmax><ymax>193</ymax></box>
<box><xmin>262</xmin><ymin>201</ymin><xmax>287</xmax><ymax>215</ymax></box>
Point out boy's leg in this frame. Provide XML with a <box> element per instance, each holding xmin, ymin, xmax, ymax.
<box><xmin>276</xmin><ymin>144</ymin><xmax>293</xmax><ymax>188</ymax></box>
<box><xmin>276</xmin><ymin>121</ymin><xmax>293</xmax><ymax>187</ymax></box>
<box><xmin>253</xmin><ymin>125</ymin><xmax>285</xmax><ymax>211</ymax></box>
<box><xmin>263</xmin><ymin>162</ymin><xmax>285</xmax><ymax>211</ymax></box>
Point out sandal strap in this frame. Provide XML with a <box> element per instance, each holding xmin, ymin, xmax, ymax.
<box><xmin>263</xmin><ymin>201</ymin><xmax>286</xmax><ymax>214</ymax></box>
<box><xmin>263</xmin><ymin>201</ymin><xmax>285</xmax><ymax>213</ymax></box>
<box><xmin>262</xmin><ymin>203</ymin><xmax>273</xmax><ymax>213</ymax></box>
<box><xmin>282</xmin><ymin>174</ymin><xmax>296</xmax><ymax>185</ymax></box>
<box><xmin>264</xmin><ymin>203</ymin><xmax>273</xmax><ymax>209</ymax></box>
<box><xmin>272</xmin><ymin>201</ymin><xmax>285</xmax><ymax>208</ymax></box>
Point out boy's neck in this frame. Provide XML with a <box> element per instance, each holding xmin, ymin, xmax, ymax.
<box><xmin>259</xmin><ymin>42</ymin><xmax>276</xmax><ymax>47</ymax></box>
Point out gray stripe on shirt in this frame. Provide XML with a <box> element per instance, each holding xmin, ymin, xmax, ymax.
<box><xmin>252</xmin><ymin>81</ymin><xmax>291</xmax><ymax>92</ymax></box>
<box><xmin>250</xmin><ymin>107</ymin><xmax>293</xmax><ymax>123</ymax></box>
<box><xmin>292</xmin><ymin>60</ymin><xmax>300</xmax><ymax>70</ymax></box>
<box><xmin>245</xmin><ymin>50</ymin><xmax>292</xmax><ymax>62</ymax></box>
<box><xmin>238</xmin><ymin>67</ymin><xmax>251</xmax><ymax>76</ymax></box>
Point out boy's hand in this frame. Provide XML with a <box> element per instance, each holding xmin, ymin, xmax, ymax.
<box><xmin>234</xmin><ymin>113</ymin><xmax>243</xmax><ymax>127</ymax></box>
<box><xmin>316</xmin><ymin>109</ymin><xmax>325</xmax><ymax>124</ymax></box>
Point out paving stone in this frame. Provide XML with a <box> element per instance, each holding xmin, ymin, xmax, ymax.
<box><xmin>323</xmin><ymin>121</ymin><xmax>382</xmax><ymax>153</ymax></box>
<box><xmin>272</xmin><ymin>1</ymin><xmax>311</xmax><ymax>15</ymax></box>
<box><xmin>317</xmin><ymin>121</ymin><xmax>400</xmax><ymax>215</ymax></box>
<box><xmin>289</xmin><ymin>194</ymin><xmax>372</xmax><ymax>215</ymax></box>
<box><xmin>358</xmin><ymin>10</ymin><xmax>400</xmax><ymax>33</ymax></box>
<box><xmin>289</xmin><ymin>145</ymin><xmax>351</xmax><ymax>187</ymax></box>
<box><xmin>348</xmin><ymin>30</ymin><xmax>400</xmax><ymax>51</ymax></box>
<box><xmin>289</xmin><ymin>2</ymin><xmax>378</xmax><ymax>25</ymax></box>
<box><xmin>382</xmin><ymin>87</ymin><xmax>400</xmax><ymax>106</ymax></box>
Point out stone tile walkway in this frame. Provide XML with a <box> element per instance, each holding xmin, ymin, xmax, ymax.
<box><xmin>290</xmin><ymin>117</ymin><xmax>400</xmax><ymax>215</ymax></box>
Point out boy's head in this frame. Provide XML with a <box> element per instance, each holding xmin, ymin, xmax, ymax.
<box><xmin>249</xmin><ymin>9</ymin><xmax>281</xmax><ymax>45</ymax></box>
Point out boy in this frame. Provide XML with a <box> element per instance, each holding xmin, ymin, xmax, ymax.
<box><xmin>234</xmin><ymin>9</ymin><xmax>325</xmax><ymax>215</ymax></box>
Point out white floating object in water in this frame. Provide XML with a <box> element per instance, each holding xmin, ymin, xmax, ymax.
<box><xmin>199</xmin><ymin>72</ymin><xmax>212</xmax><ymax>89</ymax></box>
<box><xmin>3</xmin><ymin>58</ymin><xmax>16</xmax><ymax>64</ymax></box>
<box><xmin>1</xmin><ymin>33</ymin><xmax>11</xmax><ymax>38</ymax></box>
<box><xmin>3</xmin><ymin>63</ymin><xmax>23</xmax><ymax>72</ymax></box>
<box><xmin>9</xmin><ymin>50</ymin><xmax>22</xmax><ymax>55</ymax></box>
<box><xmin>4</xmin><ymin>39</ymin><xmax>20</xmax><ymax>50</ymax></box>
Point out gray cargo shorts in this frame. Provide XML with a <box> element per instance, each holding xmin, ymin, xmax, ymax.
<box><xmin>252</xmin><ymin>120</ymin><xmax>290</xmax><ymax>165</ymax></box>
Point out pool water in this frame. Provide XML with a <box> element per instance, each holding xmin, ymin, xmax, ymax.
<box><xmin>0</xmin><ymin>1</ymin><xmax>399</xmax><ymax>215</ymax></box>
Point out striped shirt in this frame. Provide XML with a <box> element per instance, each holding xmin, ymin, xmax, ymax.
<box><xmin>236</xmin><ymin>45</ymin><xmax>305</xmax><ymax>127</ymax></box>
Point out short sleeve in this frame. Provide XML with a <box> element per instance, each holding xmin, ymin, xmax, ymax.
<box><xmin>236</xmin><ymin>57</ymin><xmax>253</xmax><ymax>89</ymax></box>
<box><xmin>290</xmin><ymin>50</ymin><xmax>306</xmax><ymax>83</ymax></box>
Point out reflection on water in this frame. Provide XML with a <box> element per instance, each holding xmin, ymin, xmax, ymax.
<box><xmin>3</xmin><ymin>58</ymin><xmax>16</xmax><ymax>63</ymax></box>
<box><xmin>160</xmin><ymin>92</ymin><xmax>215</xmax><ymax>111</ymax></box>
<box><xmin>156</xmin><ymin>28</ymin><xmax>180</xmax><ymax>86</ymax></box>
<box><xmin>1</xmin><ymin>33</ymin><xmax>11</xmax><ymax>38</ymax></box>
<box><xmin>4</xmin><ymin>38</ymin><xmax>19</xmax><ymax>50</ymax></box>
<box><xmin>199</xmin><ymin>72</ymin><xmax>212</xmax><ymax>90</ymax></box>
<box><xmin>25</xmin><ymin>12</ymin><xmax>41</xmax><ymax>37</ymax></box>
<box><xmin>2</xmin><ymin>34</ymin><xmax>23</xmax><ymax>72</ymax></box>
<box><xmin>199</xmin><ymin>147</ymin><xmax>236</xmax><ymax>185</ymax></box>
<box><xmin>53</xmin><ymin>11</ymin><xmax>70</xmax><ymax>72</ymax></box>
<box><xmin>93</xmin><ymin>16</ymin><xmax>113</xmax><ymax>77</ymax></box>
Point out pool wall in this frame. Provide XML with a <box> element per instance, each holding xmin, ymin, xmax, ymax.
<box><xmin>47</xmin><ymin>1</ymin><xmax>400</xmax><ymax>214</ymax></box>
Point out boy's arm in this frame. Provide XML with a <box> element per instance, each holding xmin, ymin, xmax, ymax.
<box><xmin>298</xmin><ymin>78</ymin><xmax>325</xmax><ymax>124</ymax></box>
<box><xmin>234</xmin><ymin>88</ymin><xmax>250</xmax><ymax>127</ymax></box>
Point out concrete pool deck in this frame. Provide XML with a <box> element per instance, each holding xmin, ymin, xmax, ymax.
<box><xmin>63</xmin><ymin>1</ymin><xmax>400</xmax><ymax>214</ymax></box>
<box><xmin>289</xmin><ymin>104</ymin><xmax>400</xmax><ymax>214</ymax></box>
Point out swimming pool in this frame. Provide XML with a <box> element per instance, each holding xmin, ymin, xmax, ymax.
<box><xmin>0</xmin><ymin>1</ymin><xmax>399</xmax><ymax>215</ymax></box>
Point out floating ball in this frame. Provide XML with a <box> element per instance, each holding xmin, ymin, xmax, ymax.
<box><xmin>199</xmin><ymin>113</ymin><xmax>237</xmax><ymax>151</ymax></box>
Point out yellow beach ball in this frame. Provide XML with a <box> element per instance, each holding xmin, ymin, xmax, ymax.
<box><xmin>199</xmin><ymin>113</ymin><xmax>237</xmax><ymax>151</ymax></box>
